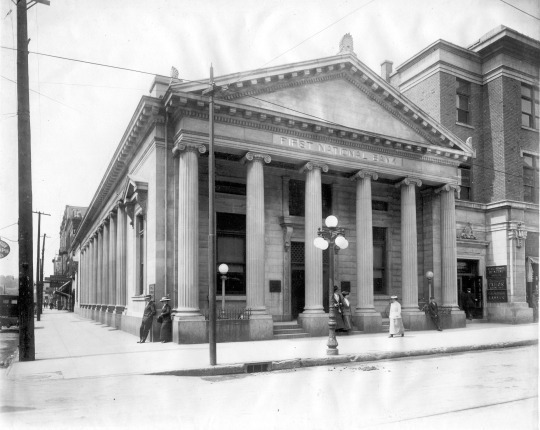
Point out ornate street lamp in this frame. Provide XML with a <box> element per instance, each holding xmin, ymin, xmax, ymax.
<box><xmin>425</xmin><ymin>270</ymin><xmax>434</xmax><ymax>299</ymax></box>
<box><xmin>218</xmin><ymin>263</ymin><xmax>229</xmax><ymax>315</ymax></box>
<box><xmin>313</xmin><ymin>215</ymin><xmax>349</xmax><ymax>355</ymax></box>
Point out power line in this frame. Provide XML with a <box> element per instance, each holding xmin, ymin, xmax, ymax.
<box><xmin>1</xmin><ymin>75</ymin><xmax>80</xmax><ymax>112</ymax></box>
<box><xmin>0</xmin><ymin>222</ymin><xmax>18</xmax><ymax>231</ymax></box>
<box><xmin>0</xmin><ymin>45</ymin><xmax>208</xmax><ymax>85</ymax></box>
<box><xmin>499</xmin><ymin>0</ymin><xmax>540</xmax><ymax>20</ymax></box>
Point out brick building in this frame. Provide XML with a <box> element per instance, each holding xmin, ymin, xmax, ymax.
<box><xmin>69</xmin><ymin>27</ymin><xmax>538</xmax><ymax>343</ymax></box>
<box><xmin>389</xmin><ymin>26</ymin><xmax>539</xmax><ymax>322</ymax></box>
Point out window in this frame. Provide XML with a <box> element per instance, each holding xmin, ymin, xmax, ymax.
<box><xmin>289</xmin><ymin>179</ymin><xmax>332</xmax><ymax>217</ymax></box>
<box><xmin>458</xmin><ymin>167</ymin><xmax>471</xmax><ymax>201</ymax></box>
<box><xmin>456</xmin><ymin>78</ymin><xmax>471</xmax><ymax>124</ymax></box>
<box><xmin>521</xmin><ymin>84</ymin><xmax>539</xmax><ymax>129</ymax></box>
<box><xmin>216</xmin><ymin>180</ymin><xmax>246</xmax><ymax>196</ymax></box>
<box><xmin>372</xmin><ymin>200</ymin><xmax>388</xmax><ymax>211</ymax></box>
<box><xmin>373</xmin><ymin>227</ymin><xmax>386</xmax><ymax>294</ymax></box>
<box><xmin>136</xmin><ymin>215</ymin><xmax>145</xmax><ymax>295</ymax></box>
<box><xmin>523</xmin><ymin>154</ymin><xmax>539</xmax><ymax>203</ymax></box>
<box><xmin>217</xmin><ymin>213</ymin><xmax>246</xmax><ymax>295</ymax></box>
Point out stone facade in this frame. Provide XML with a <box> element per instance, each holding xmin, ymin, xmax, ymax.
<box><xmin>69</xmin><ymin>27</ymin><xmax>538</xmax><ymax>344</ymax></box>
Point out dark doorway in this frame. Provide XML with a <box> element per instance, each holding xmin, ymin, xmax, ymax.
<box><xmin>291</xmin><ymin>268</ymin><xmax>305</xmax><ymax>319</ymax></box>
<box><xmin>457</xmin><ymin>259</ymin><xmax>483</xmax><ymax>319</ymax></box>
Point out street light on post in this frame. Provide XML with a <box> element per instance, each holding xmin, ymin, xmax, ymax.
<box><xmin>313</xmin><ymin>215</ymin><xmax>349</xmax><ymax>356</ymax></box>
<box><xmin>425</xmin><ymin>271</ymin><xmax>434</xmax><ymax>299</ymax></box>
<box><xmin>218</xmin><ymin>263</ymin><xmax>229</xmax><ymax>315</ymax></box>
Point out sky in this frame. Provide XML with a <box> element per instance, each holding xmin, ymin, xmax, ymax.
<box><xmin>0</xmin><ymin>0</ymin><xmax>538</xmax><ymax>280</ymax></box>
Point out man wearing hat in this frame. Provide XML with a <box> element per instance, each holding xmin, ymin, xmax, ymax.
<box><xmin>138</xmin><ymin>294</ymin><xmax>156</xmax><ymax>343</ymax></box>
<box><xmin>460</xmin><ymin>287</ymin><xmax>476</xmax><ymax>321</ymax></box>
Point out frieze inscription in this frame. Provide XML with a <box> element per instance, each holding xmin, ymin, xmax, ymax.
<box><xmin>274</xmin><ymin>135</ymin><xmax>403</xmax><ymax>166</ymax></box>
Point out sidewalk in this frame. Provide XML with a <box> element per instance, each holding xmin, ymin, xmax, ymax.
<box><xmin>4</xmin><ymin>308</ymin><xmax>538</xmax><ymax>381</ymax></box>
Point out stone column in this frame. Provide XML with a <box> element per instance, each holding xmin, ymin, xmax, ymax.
<box><xmin>96</xmin><ymin>226</ymin><xmax>103</xmax><ymax>310</ymax></box>
<box><xmin>108</xmin><ymin>210</ymin><xmax>117</xmax><ymax>313</ymax></box>
<box><xmin>435</xmin><ymin>184</ymin><xmax>460</xmax><ymax>308</ymax></box>
<box><xmin>396</xmin><ymin>178</ymin><xmax>425</xmax><ymax>329</ymax></box>
<box><xmin>298</xmin><ymin>161</ymin><xmax>328</xmax><ymax>336</ymax></box>
<box><xmin>351</xmin><ymin>170</ymin><xmax>382</xmax><ymax>332</ymax></box>
<box><xmin>242</xmin><ymin>152</ymin><xmax>273</xmax><ymax>340</ymax></box>
<box><xmin>174</xmin><ymin>141</ymin><xmax>206</xmax><ymax>317</ymax></box>
<box><xmin>102</xmin><ymin>219</ymin><xmax>110</xmax><ymax>311</ymax></box>
<box><xmin>115</xmin><ymin>203</ymin><xmax>127</xmax><ymax>312</ymax></box>
<box><xmin>91</xmin><ymin>235</ymin><xmax>97</xmax><ymax>308</ymax></box>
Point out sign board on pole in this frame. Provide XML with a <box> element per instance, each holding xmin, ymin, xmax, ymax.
<box><xmin>0</xmin><ymin>239</ymin><xmax>10</xmax><ymax>259</ymax></box>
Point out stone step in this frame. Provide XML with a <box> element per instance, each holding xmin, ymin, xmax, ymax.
<box><xmin>273</xmin><ymin>328</ymin><xmax>306</xmax><ymax>335</ymax></box>
<box><xmin>273</xmin><ymin>333</ymin><xmax>311</xmax><ymax>340</ymax></box>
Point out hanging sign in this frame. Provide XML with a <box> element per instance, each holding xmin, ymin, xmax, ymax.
<box><xmin>0</xmin><ymin>239</ymin><xmax>10</xmax><ymax>259</ymax></box>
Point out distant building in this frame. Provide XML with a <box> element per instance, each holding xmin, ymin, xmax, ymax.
<box><xmin>57</xmin><ymin>206</ymin><xmax>87</xmax><ymax>278</ymax></box>
<box><xmin>69</xmin><ymin>27</ymin><xmax>538</xmax><ymax>343</ymax></box>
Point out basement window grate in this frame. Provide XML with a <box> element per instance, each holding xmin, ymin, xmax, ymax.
<box><xmin>245</xmin><ymin>362</ymin><xmax>271</xmax><ymax>373</ymax></box>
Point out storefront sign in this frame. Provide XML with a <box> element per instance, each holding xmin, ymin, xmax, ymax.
<box><xmin>274</xmin><ymin>135</ymin><xmax>403</xmax><ymax>166</ymax></box>
<box><xmin>486</xmin><ymin>265</ymin><xmax>507</xmax><ymax>279</ymax></box>
<box><xmin>487</xmin><ymin>276</ymin><xmax>507</xmax><ymax>303</ymax></box>
<box><xmin>0</xmin><ymin>239</ymin><xmax>10</xmax><ymax>259</ymax></box>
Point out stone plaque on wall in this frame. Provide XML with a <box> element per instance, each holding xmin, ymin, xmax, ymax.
<box><xmin>269</xmin><ymin>280</ymin><xmax>281</xmax><ymax>293</ymax></box>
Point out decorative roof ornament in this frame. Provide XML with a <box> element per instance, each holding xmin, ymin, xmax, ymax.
<box><xmin>338</xmin><ymin>33</ymin><xmax>356</xmax><ymax>56</ymax></box>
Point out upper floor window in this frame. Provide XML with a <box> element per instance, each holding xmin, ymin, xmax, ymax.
<box><xmin>289</xmin><ymin>179</ymin><xmax>332</xmax><ymax>218</ymax></box>
<box><xmin>523</xmin><ymin>154</ymin><xmax>539</xmax><ymax>203</ymax></box>
<box><xmin>521</xmin><ymin>84</ymin><xmax>539</xmax><ymax>130</ymax></box>
<box><xmin>456</xmin><ymin>78</ymin><xmax>471</xmax><ymax>125</ymax></box>
<box><xmin>458</xmin><ymin>167</ymin><xmax>471</xmax><ymax>201</ymax></box>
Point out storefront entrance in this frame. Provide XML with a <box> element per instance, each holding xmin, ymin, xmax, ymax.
<box><xmin>457</xmin><ymin>259</ymin><xmax>483</xmax><ymax>319</ymax></box>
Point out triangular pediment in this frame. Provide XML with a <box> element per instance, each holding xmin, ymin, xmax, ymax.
<box><xmin>235</xmin><ymin>77</ymin><xmax>432</xmax><ymax>145</ymax></box>
<box><xmin>167</xmin><ymin>54</ymin><xmax>473</xmax><ymax>157</ymax></box>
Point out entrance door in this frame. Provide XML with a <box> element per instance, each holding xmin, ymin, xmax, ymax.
<box><xmin>291</xmin><ymin>268</ymin><xmax>305</xmax><ymax>319</ymax></box>
<box><xmin>457</xmin><ymin>259</ymin><xmax>483</xmax><ymax>319</ymax></box>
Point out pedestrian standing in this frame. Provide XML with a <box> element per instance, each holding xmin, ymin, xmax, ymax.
<box><xmin>159</xmin><ymin>296</ymin><xmax>172</xmax><ymax>343</ymax></box>
<box><xmin>460</xmin><ymin>288</ymin><xmax>476</xmax><ymax>320</ymax></box>
<box><xmin>388</xmin><ymin>295</ymin><xmax>404</xmax><ymax>338</ymax></box>
<box><xmin>332</xmin><ymin>286</ymin><xmax>346</xmax><ymax>332</ymax></box>
<box><xmin>341</xmin><ymin>291</ymin><xmax>353</xmax><ymax>331</ymax></box>
<box><xmin>426</xmin><ymin>297</ymin><xmax>443</xmax><ymax>331</ymax></box>
<box><xmin>137</xmin><ymin>294</ymin><xmax>156</xmax><ymax>343</ymax></box>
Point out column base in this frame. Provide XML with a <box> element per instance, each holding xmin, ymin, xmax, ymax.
<box><xmin>352</xmin><ymin>310</ymin><xmax>382</xmax><ymax>333</ymax></box>
<box><xmin>487</xmin><ymin>302</ymin><xmax>533</xmax><ymax>324</ymax></box>
<box><xmin>298</xmin><ymin>312</ymin><xmax>329</xmax><ymax>336</ymax></box>
<box><xmin>249</xmin><ymin>314</ymin><xmax>274</xmax><ymax>341</ymax></box>
<box><xmin>172</xmin><ymin>315</ymin><xmax>207</xmax><ymax>344</ymax></box>
<box><xmin>401</xmin><ymin>309</ymin><xmax>430</xmax><ymax>331</ymax></box>
<box><xmin>439</xmin><ymin>307</ymin><xmax>466</xmax><ymax>329</ymax></box>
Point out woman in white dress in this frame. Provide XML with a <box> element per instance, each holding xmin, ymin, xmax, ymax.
<box><xmin>388</xmin><ymin>295</ymin><xmax>405</xmax><ymax>338</ymax></box>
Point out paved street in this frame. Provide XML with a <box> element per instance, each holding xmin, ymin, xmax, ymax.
<box><xmin>1</xmin><ymin>346</ymin><xmax>537</xmax><ymax>429</ymax></box>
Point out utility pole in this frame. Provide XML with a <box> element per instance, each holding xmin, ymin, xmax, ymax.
<box><xmin>33</xmin><ymin>211</ymin><xmax>50</xmax><ymax>321</ymax></box>
<box><xmin>40</xmin><ymin>234</ymin><xmax>47</xmax><ymax>315</ymax></box>
<box><xmin>201</xmin><ymin>66</ymin><xmax>227</xmax><ymax>366</ymax></box>
<box><xmin>17</xmin><ymin>0</ymin><xmax>50</xmax><ymax>362</ymax></box>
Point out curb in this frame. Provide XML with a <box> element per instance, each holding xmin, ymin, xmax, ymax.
<box><xmin>148</xmin><ymin>339</ymin><xmax>538</xmax><ymax>377</ymax></box>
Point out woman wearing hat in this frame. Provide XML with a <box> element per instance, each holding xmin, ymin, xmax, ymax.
<box><xmin>388</xmin><ymin>295</ymin><xmax>405</xmax><ymax>338</ymax></box>
<box><xmin>341</xmin><ymin>291</ymin><xmax>353</xmax><ymax>332</ymax></box>
<box><xmin>159</xmin><ymin>296</ymin><xmax>172</xmax><ymax>343</ymax></box>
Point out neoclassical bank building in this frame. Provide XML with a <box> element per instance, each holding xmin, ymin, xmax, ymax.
<box><xmin>72</xmin><ymin>31</ymin><xmax>537</xmax><ymax>343</ymax></box>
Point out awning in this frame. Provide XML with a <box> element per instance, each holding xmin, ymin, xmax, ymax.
<box><xmin>54</xmin><ymin>291</ymin><xmax>70</xmax><ymax>298</ymax></box>
<box><xmin>56</xmin><ymin>280</ymin><xmax>71</xmax><ymax>293</ymax></box>
<box><xmin>527</xmin><ymin>256</ymin><xmax>539</xmax><ymax>264</ymax></box>
<box><xmin>527</xmin><ymin>257</ymin><xmax>538</xmax><ymax>282</ymax></box>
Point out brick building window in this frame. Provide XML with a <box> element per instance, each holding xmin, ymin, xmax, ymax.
<box><xmin>456</xmin><ymin>78</ymin><xmax>471</xmax><ymax>125</ymax></box>
<box><xmin>523</xmin><ymin>154</ymin><xmax>539</xmax><ymax>203</ymax></box>
<box><xmin>458</xmin><ymin>166</ymin><xmax>471</xmax><ymax>201</ymax></box>
<box><xmin>521</xmin><ymin>84</ymin><xmax>539</xmax><ymax>129</ymax></box>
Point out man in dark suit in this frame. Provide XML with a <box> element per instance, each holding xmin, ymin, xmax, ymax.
<box><xmin>137</xmin><ymin>294</ymin><xmax>156</xmax><ymax>343</ymax></box>
<box><xmin>460</xmin><ymin>288</ymin><xmax>476</xmax><ymax>320</ymax></box>
<box><xmin>426</xmin><ymin>297</ymin><xmax>443</xmax><ymax>331</ymax></box>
